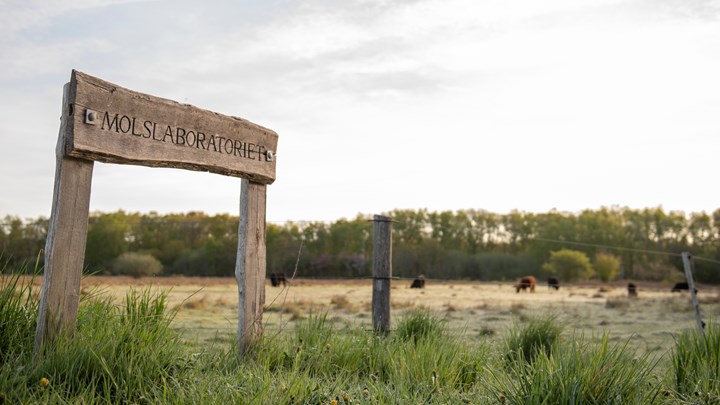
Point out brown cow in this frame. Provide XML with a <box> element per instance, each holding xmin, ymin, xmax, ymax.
<box><xmin>515</xmin><ymin>276</ymin><xmax>536</xmax><ymax>293</ymax></box>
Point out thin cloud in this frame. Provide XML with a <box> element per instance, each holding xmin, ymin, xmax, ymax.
<box><xmin>1</xmin><ymin>0</ymin><xmax>719</xmax><ymax>220</ymax></box>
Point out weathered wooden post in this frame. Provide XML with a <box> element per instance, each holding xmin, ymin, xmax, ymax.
<box><xmin>681</xmin><ymin>251</ymin><xmax>704</xmax><ymax>335</ymax></box>
<box><xmin>35</xmin><ymin>84</ymin><xmax>94</xmax><ymax>350</ymax></box>
<box><xmin>35</xmin><ymin>70</ymin><xmax>278</xmax><ymax>353</ymax></box>
<box><xmin>371</xmin><ymin>215</ymin><xmax>393</xmax><ymax>334</ymax></box>
<box><xmin>236</xmin><ymin>179</ymin><xmax>267</xmax><ymax>352</ymax></box>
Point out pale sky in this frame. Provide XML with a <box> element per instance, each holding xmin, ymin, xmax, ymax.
<box><xmin>1</xmin><ymin>0</ymin><xmax>719</xmax><ymax>222</ymax></box>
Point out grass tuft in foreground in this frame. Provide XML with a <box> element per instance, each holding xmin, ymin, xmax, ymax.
<box><xmin>491</xmin><ymin>330</ymin><xmax>661</xmax><ymax>403</ymax></box>
<box><xmin>0</xmin><ymin>258</ymin><xmax>39</xmax><ymax>363</ymax></box>
<box><xmin>1</xmin><ymin>284</ymin><xmax>188</xmax><ymax>403</ymax></box>
<box><xmin>394</xmin><ymin>308</ymin><xmax>446</xmax><ymax>343</ymax></box>
<box><xmin>503</xmin><ymin>315</ymin><xmax>563</xmax><ymax>365</ymax></box>
<box><xmin>671</xmin><ymin>321</ymin><xmax>720</xmax><ymax>402</ymax></box>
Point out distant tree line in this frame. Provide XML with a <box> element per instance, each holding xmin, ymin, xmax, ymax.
<box><xmin>1</xmin><ymin>207</ymin><xmax>719</xmax><ymax>283</ymax></box>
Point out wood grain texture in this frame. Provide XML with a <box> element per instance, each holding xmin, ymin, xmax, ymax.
<box><xmin>65</xmin><ymin>70</ymin><xmax>278</xmax><ymax>184</ymax></box>
<box><xmin>372</xmin><ymin>215</ymin><xmax>393</xmax><ymax>334</ymax></box>
<box><xmin>236</xmin><ymin>179</ymin><xmax>267</xmax><ymax>353</ymax></box>
<box><xmin>35</xmin><ymin>84</ymin><xmax>94</xmax><ymax>350</ymax></box>
<box><xmin>681</xmin><ymin>252</ymin><xmax>705</xmax><ymax>335</ymax></box>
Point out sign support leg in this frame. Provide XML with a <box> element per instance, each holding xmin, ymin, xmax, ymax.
<box><xmin>35</xmin><ymin>84</ymin><xmax>94</xmax><ymax>350</ymax></box>
<box><xmin>236</xmin><ymin>179</ymin><xmax>267</xmax><ymax>354</ymax></box>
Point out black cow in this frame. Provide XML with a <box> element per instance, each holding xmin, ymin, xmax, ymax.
<box><xmin>671</xmin><ymin>282</ymin><xmax>697</xmax><ymax>293</ymax></box>
<box><xmin>547</xmin><ymin>277</ymin><xmax>560</xmax><ymax>290</ymax></box>
<box><xmin>410</xmin><ymin>275</ymin><xmax>426</xmax><ymax>289</ymax></box>
<box><xmin>269</xmin><ymin>272</ymin><xmax>287</xmax><ymax>287</ymax></box>
<box><xmin>627</xmin><ymin>283</ymin><xmax>638</xmax><ymax>297</ymax></box>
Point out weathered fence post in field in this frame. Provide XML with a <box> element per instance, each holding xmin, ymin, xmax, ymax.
<box><xmin>236</xmin><ymin>179</ymin><xmax>267</xmax><ymax>353</ymax></box>
<box><xmin>681</xmin><ymin>251</ymin><xmax>704</xmax><ymax>335</ymax></box>
<box><xmin>35</xmin><ymin>84</ymin><xmax>94</xmax><ymax>350</ymax></box>
<box><xmin>35</xmin><ymin>70</ymin><xmax>278</xmax><ymax>353</ymax></box>
<box><xmin>372</xmin><ymin>215</ymin><xmax>393</xmax><ymax>334</ymax></box>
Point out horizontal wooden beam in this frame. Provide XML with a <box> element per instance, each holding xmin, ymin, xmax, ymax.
<box><xmin>64</xmin><ymin>70</ymin><xmax>278</xmax><ymax>184</ymax></box>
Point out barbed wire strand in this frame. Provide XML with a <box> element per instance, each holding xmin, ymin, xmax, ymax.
<box><xmin>694</xmin><ymin>256</ymin><xmax>720</xmax><ymax>265</ymax></box>
<box><xmin>264</xmin><ymin>239</ymin><xmax>305</xmax><ymax>340</ymax></box>
<box><xmin>532</xmin><ymin>237</ymin><xmax>684</xmax><ymax>257</ymax></box>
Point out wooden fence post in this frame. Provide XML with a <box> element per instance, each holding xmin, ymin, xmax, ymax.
<box><xmin>681</xmin><ymin>251</ymin><xmax>704</xmax><ymax>335</ymax></box>
<box><xmin>236</xmin><ymin>179</ymin><xmax>267</xmax><ymax>353</ymax></box>
<box><xmin>35</xmin><ymin>83</ymin><xmax>94</xmax><ymax>350</ymax></box>
<box><xmin>372</xmin><ymin>215</ymin><xmax>393</xmax><ymax>334</ymax></box>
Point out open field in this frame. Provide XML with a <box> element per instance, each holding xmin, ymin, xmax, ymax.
<box><xmin>6</xmin><ymin>274</ymin><xmax>720</xmax><ymax>402</ymax></box>
<box><xmin>76</xmin><ymin>276</ymin><xmax>720</xmax><ymax>357</ymax></box>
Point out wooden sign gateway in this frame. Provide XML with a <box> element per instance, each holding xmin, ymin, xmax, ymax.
<box><xmin>36</xmin><ymin>70</ymin><xmax>278</xmax><ymax>354</ymax></box>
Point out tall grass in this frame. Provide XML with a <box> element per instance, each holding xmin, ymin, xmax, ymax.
<box><xmin>504</xmin><ymin>315</ymin><xmax>563</xmax><ymax>365</ymax></box>
<box><xmin>671</xmin><ymin>322</ymin><xmax>720</xmax><ymax>402</ymax></box>
<box><xmin>394</xmin><ymin>308</ymin><xmax>445</xmax><ymax>343</ymax></box>
<box><xmin>0</xmin><ymin>281</ymin><xmax>188</xmax><ymax>403</ymax></box>
<box><xmin>0</xmin><ymin>258</ymin><xmax>39</xmax><ymax>362</ymax></box>
<box><xmin>243</xmin><ymin>310</ymin><xmax>486</xmax><ymax>402</ymax></box>
<box><xmin>3</xmin><ymin>259</ymin><xmax>720</xmax><ymax>403</ymax></box>
<box><xmin>492</xmin><ymin>331</ymin><xmax>660</xmax><ymax>403</ymax></box>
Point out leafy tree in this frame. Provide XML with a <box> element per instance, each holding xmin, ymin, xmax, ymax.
<box><xmin>0</xmin><ymin>215</ymin><xmax>47</xmax><ymax>269</ymax></box>
<box><xmin>2</xmin><ymin>207</ymin><xmax>719</xmax><ymax>282</ymax></box>
<box><xmin>542</xmin><ymin>249</ymin><xmax>594</xmax><ymax>282</ymax></box>
<box><xmin>594</xmin><ymin>252</ymin><xmax>620</xmax><ymax>281</ymax></box>
<box><xmin>85</xmin><ymin>211</ymin><xmax>133</xmax><ymax>271</ymax></box>
<box><xmin>389</xmin><ymin>209</ymin><xmax>428</xmax><ymax>245</ymax></box>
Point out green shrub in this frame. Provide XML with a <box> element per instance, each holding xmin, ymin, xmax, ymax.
<box><xmin>542</xmin><ymin>249</ymin><xmax>594</xmax><ymax>282</ymax></box>
<box><xmin>594</xmin><ymin>252</ymin><xmax>621</xmax><ymax>282</ymax></box>
<box><xmin>112</xmin><ymin>252</ymin><xmax>163</xmax><ymax>278</ymax></box>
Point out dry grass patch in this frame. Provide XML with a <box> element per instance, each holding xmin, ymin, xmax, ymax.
<box><xmin>75</xmin><ymin>277</ymin><xmax>720</xmax><ymax>356</ymax></box>
<box><xmin>180</xmin><ymin>295</ymin><xmax>209</xmax><ymax>310</ymax></box>
<box><xmin>606</xmin><ymin>297</ymin><xmax>630</xmax><ymax>309</ymax></box>
<box><xmin>661</xmin><ymin>297</ymin><xmax>693</xmax><ymax>312</ymax></box>
<box><xmin>214</xmin><ymin>297</ymin><xmax>234</xmax><ymax>307</ymax></box>
<box><xmin>510</xmin><ymin>303</ymin><xmax>525</xmax><ymax>315</ymax></box>
<box><xmin>330</xmin><ymin>295</ymin><xmax>355</xmax><ymax>312</ymax></box>
<box><xmin>390</xmin><ymin>299</ymin><xmax>416</xmax><ymax>309</ymax></box>
<box><xmin>265</xmin><ymin>299</ymin><xmax>318</xmax><ymax>320</ymax></box>
<box><xmin>699</xmin><ymin>293</ymin><xmax>720</xmax><ymax>304</ymax></box>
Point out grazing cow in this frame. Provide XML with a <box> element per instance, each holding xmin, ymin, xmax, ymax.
<box><xmin>671</xmin><ymin>282</ymin><xmax>697</xmax><ymax>293</ymax></box>
<box><xmin>547</xmin><ymin>277</ymin><xmax>560</xmax><ymax>290</ymax></box>
<box><xmin>410</xmin><ymin>275</ymin><xmax>426</xmax><ymax>289</ymax></box>
<box><xmin>627</xmin><ymin>283</ymin><xmax>638</xmax><ymax>297</ymax></box>
<box><xmin>515</xmin><ymin>276</ymin><xmax>536</xmax><ymax>293</ymax></box>
<box><xmin>269</xmin><ymin>272</ymin><xmax>287</xmax><ymax>287</ymax></box>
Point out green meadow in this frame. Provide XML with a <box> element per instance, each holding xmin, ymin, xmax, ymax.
<box><xmin>3</xmin><ymin>266</ymin><xmax>720</xmax><ymax>403</ymax></box>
